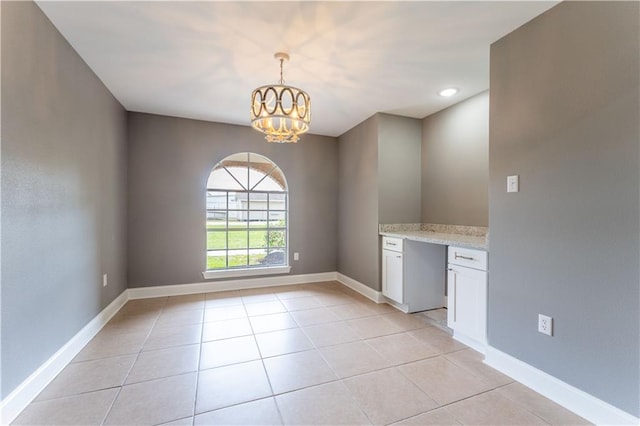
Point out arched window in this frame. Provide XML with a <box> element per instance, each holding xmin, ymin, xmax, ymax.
<box><xmin>204</xmin><ymin>153</ymin><xmax>289</xmax><ymax>277</ymax></box>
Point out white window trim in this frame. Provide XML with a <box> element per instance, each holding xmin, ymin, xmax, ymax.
<box><xmin>202</xmin><ymin>266</ymin><xmax>291</xmax><ymax>280</ymax></box>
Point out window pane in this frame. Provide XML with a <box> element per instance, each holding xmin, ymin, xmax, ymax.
<box><xmin>252</xmin><ymin>173</ymin><xmax>284</xmax><ymax>192</ymax></box>
<box><xmin>249</xmin><ymin>249</ymin><xmax>267</xmax><ymax>266</ymax></box>
<box><xmin>267</xmin><ymin>167</ymin><xmax>287</xmax><ymax>192</ymax></box>
<box><xmin>249</xmin><ymin>230</ymin><xmax>267</xmax><ymax>249</ymax></box>
<box><xmin>230</xmin><ymin>192</ymin><xmax>248</xmax><ymax>210</ymax></box>
<box><xmin>249</xmin><ymin>153</ymin><xmax>270</xmax><ymax>166</ymax></box>
<box><xmin>247</xmin><ymin>210</ymin><xmax>268</xmax><ymax>224</ymax></box>
<box><xmin>249</xmin><ymin>166</ymin><xmax>272</xmax><ymax>190</ymax></box>
<box><xmin>268</xmin><ymin>230</ymin><xmax>286</xmax><ymax>249</ymax></box>
<box><xmin>249</xmin><ymin>192</ymin><xmax>268</xmax><ymax>210</ymax></box>
<box><xmin>207</xmin><ymin>231</ymin><xmax>227</xmax><ymax>250</ymax></box>
<box><xmin>228</xmin><ymin>249</ymin><xmax>248</xmax><ymax>268</ymax></box>
<box><xmin>228</xmin><ymin>230</ymin><xmax>248</xmax><ymax>249</ymax></box>
<box><xmin>227</xmin><ymin>192</ymin><xmax>238</xmax><ymax>209</ymax></box>
<box><xmin>208</xmin><ymin>168</ymin><xmax>243</xmax><ymax>191</ymax></box>
<box><xmin>248</xmin><ymin>211</ymin><xmax>269</xmax><ymax>229</ymax></box>
<box><xmin>207</xmin><ymin>250</ymin><xmax>227</xmax><ymax>270</ymax></box>
<box><xmin>265</xmin><ymin>249</ymin><xmax>286</xmax><ymax>266</ymax></box>
<box><xmin>252</xmin><ymin>161</ymin><xmax>286</xmax><ymax>192</ymax></box>
<box><xmin>207</xmin><ymin>191</ymin><xmax>227</xmax><ymax>209</ymax></box>
<box><xmin>268</xmin><ymin>211</ymin><xmax>286</xmax><ymax>228</ymax></box>
<box><xmin>223</xmin><ymin>166</ymin><xmax>248</xmax><ymax>190</ymax></box>
<box><xmin>227</xmin><ymin>210</ymin><xmax>247</xmax><ymax>224</ymax></box>
<box><xmin>207</xmin><ymin>211</ymin><xmax>227</xmax><ymax>224</ymax></box>
<box><xmin>269</xmin><ymin>193</ymin><xmax>286</xmax><ymax>211</ymax></box>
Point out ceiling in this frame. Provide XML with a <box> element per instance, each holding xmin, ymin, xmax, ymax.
<box><xmin>36</xmin><ymin>1</ymin><xmax>557</xmax><ymax>138</ymax></box>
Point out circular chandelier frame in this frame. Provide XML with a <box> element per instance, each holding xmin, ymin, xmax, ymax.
<box><xmin>250</xmin><ymin>53</ymin><xmax>311</xmax><ymax>143</ymax></box>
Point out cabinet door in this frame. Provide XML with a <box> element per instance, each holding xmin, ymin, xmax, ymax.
<box><xmin>382</xmin><ymin>250</ymin><xmax>403</xmax><ymax>303</ymax></box>
<box><xmin>447</xmin><ymin>266</ymin><xmax>487</xmax><ymax>344</ymax></box>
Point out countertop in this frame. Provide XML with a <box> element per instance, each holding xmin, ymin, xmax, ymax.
<box><xmin>379</xmin><ymin>223</ymin><xmax>488</xmax><ymax>251</ymax></box>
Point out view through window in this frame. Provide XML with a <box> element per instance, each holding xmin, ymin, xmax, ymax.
<box><xmin>206</xmin><ymin>153</ymin><xmax>288</xmax><ymax>270</ymax></box>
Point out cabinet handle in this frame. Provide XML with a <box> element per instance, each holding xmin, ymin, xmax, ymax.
<box><xmin>452</xmin><ymin>274</ymin><xmax>457</xmax><ymax>322</ymax></box>
<box><xmin>396</xmin><ymin>255</ymin><xmax>402</xmax><ymax>259</ymax></box>
<box><xmin>387</xmin><ymin>242</ymin><xmax>397</xmax><ymax>246</ymax></box>
<box><xmin>455</xmin><ymin>254</ymin><xmax>475</xmax><ymax>261</ymax></box>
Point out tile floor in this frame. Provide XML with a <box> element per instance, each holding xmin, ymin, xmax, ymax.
<box><xmin>13</xmin><ymin>281</ymin><xmax>590</xmax><ymax>425</ymax></box>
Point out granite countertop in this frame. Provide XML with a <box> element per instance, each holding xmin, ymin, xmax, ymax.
<box><xmin>379</xmin><ymin>223</ymin><xmax>489</xmax><ymax>251</ymax></box>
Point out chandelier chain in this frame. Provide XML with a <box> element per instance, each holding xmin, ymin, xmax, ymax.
<box><xmin>279</xmin><ymin>58</ymin><xmax>285</xmax><ymax>85</ymax></box>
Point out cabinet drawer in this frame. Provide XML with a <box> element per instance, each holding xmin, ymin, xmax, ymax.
<box><xmin>382</xmin><ymin>236</ymin><xmax>403</xmax><ymax>252</ymax></box>
<box><xmin>448</xmin><ymin>246</ymin><xmax>487</xmax><ymax>271</ymax></box>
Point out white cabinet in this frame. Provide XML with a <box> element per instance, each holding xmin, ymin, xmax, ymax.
<box><xmin>382</xmin><ymin>248</ymin><xmax>404</xmax><ymax>303</ymax></box>
<box><xmin>447</xmin><ymin>246</ymin><xmax>488</xmax><ymax>352</ymax></box>
<box><xmin>381</xmin><ymin>237</ymin><xmax>446</xmax><ymax>312</ymax></box>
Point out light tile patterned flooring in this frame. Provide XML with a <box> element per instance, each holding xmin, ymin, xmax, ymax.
<box><xmin>14</xmin><ymin>281</ymin><xmax>590</xmax><ymax>425</ymax></box>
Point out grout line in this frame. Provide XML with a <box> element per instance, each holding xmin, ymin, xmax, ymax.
<box><xmin>152</xmin><ymin>285</ymin><xmax>497</xmax><ymax>425</ymax></box>
<box><xmin>242</xmin><ymin>295</ymin><xmax>287</xmax><ymax>426</ymax></box>
<box><xmin>98</xmin><ymin>388</ymin><xmax>122</xmax><ymax>426</ymax></box>
<box><xmin>15</xmin><ymin>287</ymin><xmax>478</xmax><ymax>423</ymax></box>
<box><xmin>190</xmin><ymin>295</ymin><xmax>207</xmax><ymax>423</ymax></box>
<box><xmin>34</xmin><ymin>284</ymin><xmax>509</xmax><ymax>426</ymax></box>
<box><xmin>100</xmin><ymin>297</ymin><xmax>168</xmax><ymax>425</ymax></box>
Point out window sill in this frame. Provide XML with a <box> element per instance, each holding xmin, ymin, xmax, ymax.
<box><xmin>202</xmin><ymin>266</ymin><xmax>291</xmax><ymax>280</ymax></box>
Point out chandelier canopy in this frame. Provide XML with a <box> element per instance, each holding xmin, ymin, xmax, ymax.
<box><xmin>250</xmin><ymin>52</ymin><xmax>311</xmax><ymax>143</ymax></box>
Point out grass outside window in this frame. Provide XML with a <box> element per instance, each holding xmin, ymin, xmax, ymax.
<box><xmin>206</xmin><ymin>221</ymin><xmax>285</xmax><ymax>270</ymax></box>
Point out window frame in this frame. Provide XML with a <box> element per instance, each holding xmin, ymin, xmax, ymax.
<box><xmin>202</xmin><ymin>153</ymin><xmax>291</xmax><ymax>279</ymax></box>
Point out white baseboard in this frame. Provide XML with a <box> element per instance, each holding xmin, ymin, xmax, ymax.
<box><xmin>485</xmin><ymin>346</ymin><xmax>640</xmax><ymax>426</ymax></box>
<box><xmin>128</xmin><ymin>272</ymin><xmax>337</xmax><ymax>299</ymax></box>
<box><xmin>335</xmin><ymin>272</ymin><xmax>384</xmax><ymax>303</ymax></box>
<box><xmin>452</xmin><ymin>333</ymin><xmax>486</xmax><ymax>355</ymax></box>
<box><xmin>0</xmin><ymin>290</ymin><xmax>129</xmax><ymax>425</ymax></box>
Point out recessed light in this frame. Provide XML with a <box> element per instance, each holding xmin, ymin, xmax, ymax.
<box><xmin>438</xmin><ymin>88</ymin><xmax>459</xmax><ymax>97</ymax></box>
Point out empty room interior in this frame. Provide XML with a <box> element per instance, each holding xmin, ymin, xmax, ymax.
<box><xmin>1</xmin><ymin>1</ymin><xmax>639</xmax><ymax>425</ymax></box>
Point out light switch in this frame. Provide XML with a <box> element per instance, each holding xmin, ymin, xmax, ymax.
<box><xmin>507</xmin><ymin>175</ymin><xmax>519</xmax><ymax>193</ymax></box>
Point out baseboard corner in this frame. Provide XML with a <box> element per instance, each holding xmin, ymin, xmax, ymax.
<box><xmin>335</xmin><ymin>272</ymin><xmax>384</xmax><ymax>303</ymax></box>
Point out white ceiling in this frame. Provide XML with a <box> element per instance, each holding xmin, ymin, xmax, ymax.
<box><xmin>36</xmin><ymin>1</ymin><xmax>557</xmax><ymax>137</ymax></box>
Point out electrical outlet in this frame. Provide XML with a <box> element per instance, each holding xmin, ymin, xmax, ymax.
<box><xmin>102</xmin><ymin>273</ymin><xmax>108</xmax><ymax>287</ymax></box>
<box><xmin>538</xmin><ymin>314</ymin><xmax>553</xmax><ymax>336</ymax></box>
<box><xmin>293</xmin><ymin>252</ymin><xmax>299</xmax><ymax>261</ymax></box>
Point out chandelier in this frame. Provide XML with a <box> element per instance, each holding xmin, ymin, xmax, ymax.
<box><xmin>250</xmin><ymin>52</ymin><xmax>311</xmax><ymax>143</ymax></box>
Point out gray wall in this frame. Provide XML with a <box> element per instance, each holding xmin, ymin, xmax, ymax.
<box><xmin>422</xmin><ymin>91</ymin><xmax>488</xmax><ymax>226</ymax></box>
<box><xmin>337</xmin><ymin>113</ymin><xmax>421</xmax><ymax>291</ymax></box>
<box><xmin>489</xmin><ymin>1</ymin><xmax>639</xmax><ymax>416</ymax></box>
<box><xmin>127</xmin><ymin>113</ymin><xmax>338</xmax><ymax>287</ymax></box>
<box><xmin>337</xmin><ymin>115</ymin><xmax>380</xmax><ymax>290</ymax></box>
<box><xmin>378</xmin><ymin>113</ymin><xmax>422</xmax><ymax>224</ymax></box>
<box><xmin>1</xmin><ymin>1</ymin><xmax>127</xmax><ymax>398</ymax></box>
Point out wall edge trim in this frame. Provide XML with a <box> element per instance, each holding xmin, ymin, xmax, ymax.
<box><xmin>0</xmin><ymin>290</ymin><xmax>130</xmax><ymax>425</ymax></box>
<box><xmin>485</xmin><ymin>346</ymin><xmax>640</xmax><ymax>425</ymax></box>
<box><xmin>335</xmin><ymin>272</ymin><xmax>384</xmax><ymax>303</ymax></box>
